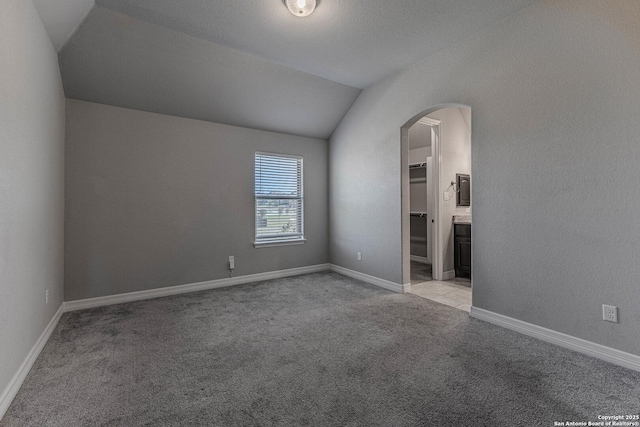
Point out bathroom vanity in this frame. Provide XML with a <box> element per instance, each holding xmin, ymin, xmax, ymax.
<box><xmin>453</xmin><ymin>216</ymin><xmax>471</xmax><ymax>279</ymax></box>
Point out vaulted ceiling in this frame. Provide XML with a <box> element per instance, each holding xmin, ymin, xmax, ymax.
<box><xmin>35</xmin><ymin>0</ymin><xmax>539</xmax><ymax>139</ymax></box>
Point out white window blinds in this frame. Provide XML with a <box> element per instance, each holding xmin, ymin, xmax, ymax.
<box><xmin>255</xmin><ymin>153</ymin><xmax>304</xmax><ymax>242</ymax></box>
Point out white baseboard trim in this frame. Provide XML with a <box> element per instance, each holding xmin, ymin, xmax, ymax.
<box><xmin>410</xmin><ymin>255</ymin><xmax>430</xmax><ymax>265</ymax></box>
<box><xmin>442</xmin><ymin>269</ymin><xmax>455</xmax><ymax>280</ymax></box>
<box><xmin>0</xmin><ymin>304</ymin><xmax>63</xmax><ymax>420</ymax></box>
<box><xmin>64</xmin><ymin>264</ymin><xmax>331</xmax><ymax>312</ymax></box>
<box><xmin>470</xmin><ymin>307</ymin><xmax>640</xmax><ymax>372</ymax></box>
<box><xmin>329</xmin><ymin>264</ymin><xmax>409</xmax><ymax>293</ymax></box>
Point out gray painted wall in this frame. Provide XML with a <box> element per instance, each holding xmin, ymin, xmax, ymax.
<box><xmin>0</xmin><ymin>0</ymin><xmax>65</xmax><ymax>397</ymax></box>
<box><xmin>330</xmin><ymin>1</ymin><xmax>640</xmax><ymax>355</ymax></box>
<box><xmin>408</xmin><ymin>124</ymin><xmax>431</xmax><ymax>151</ymax></box>
<box><xmin>408</xmin><ymin>147</ymin><xmax>430</xmax><ymax>164</ymax></box>
<box><xmin>65</xmin><ymin>100</ymin><xmax>328</xmax><ymax>301</ymax></box>
<box><xmin>428</xmin><ymin>107</ymin><xmax>471</xmax><ymax>273</ymax></box>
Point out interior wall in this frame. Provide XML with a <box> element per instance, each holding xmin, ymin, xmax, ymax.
<box><xmin>408</xmin><ymin>147</ymin><xmax>430</xmax><ymax>164</ymax></box>
<box><xmin>0</xmin><ymin>0</ymin><xmax>65</xmax><ymax>399</ymax></box>
<box><xmin>329</xmin><ymin>0</ymin><xmax>640</xmax><ymax>355</ymax></box>
<box><xmin>65</xmin><ymin>100</ymin><xmax>328</xmax><ymax>301</ymax></box>
<box><xmin>408</xmin><ymin>123</ymin><xmax>431</xmax><ymax>151</ymax></box>
<box><xmin>428</xmin><ymin>107</ymin><xmax>471</xmax><ymax>273</ymax></box>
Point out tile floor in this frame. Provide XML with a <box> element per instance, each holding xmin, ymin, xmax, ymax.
<box><xmin>410</xmin><ymin>261</ymin><xmax>433</xmax><ymax>284</ymax></box>
<box><xmin>409</xmin><ymin>261</ymin><xmax>472</xmax><ymax>312</ymax></box>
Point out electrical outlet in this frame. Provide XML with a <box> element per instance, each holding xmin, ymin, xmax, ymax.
<box><xmin>602</xmin><ymin>304</ymin><xmax>618</xmax><ymax>323</ymax></box>
<box><xmin>229</xmin><ymin>256</ymin><xmax>235</xmax><ymax>270</ymax></box>
<box><xmin>45</xmin><ymin>289</ymin><xmax>49</xmax><ymax>304</ymax></box>
<box><xmin>357</xmin><ymin>252</ymin><xmax>362</xmax><ymax>261</ymax></box>
<box><xmin>443</xmin><ymin>192</ymin><xmax>450</xmax><ymax>201</ymax></box>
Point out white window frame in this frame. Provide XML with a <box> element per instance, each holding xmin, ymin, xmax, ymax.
<box><xmin>254</xmin><ymin>152</ymin><xmax>305</xmax><ymax>248</ymax></box>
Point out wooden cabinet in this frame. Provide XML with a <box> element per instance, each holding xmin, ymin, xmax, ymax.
<box><xmin>454</xmin><ymin>223</ymin><xmax>471</xmax><ymax>278</ymax></box>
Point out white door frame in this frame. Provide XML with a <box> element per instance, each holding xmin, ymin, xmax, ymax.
<box><xmin>420</xmin><ymin>117</ymin><xmax>443</xmax><ymax>281</ymax></box>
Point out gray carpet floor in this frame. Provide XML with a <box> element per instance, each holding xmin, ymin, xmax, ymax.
<box><xmin>2</xmin><ymin>272</ymin><xmax>639</xmax><ymax>426</ymax></box>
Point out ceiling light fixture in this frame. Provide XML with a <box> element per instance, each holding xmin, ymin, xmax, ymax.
<box><xmin>284</xmin><ymin>0</ymin><xmax>316</xmax><ymax>17</ymax></box>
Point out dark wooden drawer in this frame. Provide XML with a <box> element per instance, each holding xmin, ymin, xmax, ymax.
<box><xmin>454</xmin><ymin>224</ymin><xmax>471</xmax><ymax>237</ymax></box>
<box><xmin>454</xmin><ymin>224</ymin><xmax>471</xmax><ymax>279</ymax></box>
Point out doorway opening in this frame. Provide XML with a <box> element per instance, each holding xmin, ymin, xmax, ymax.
<box><xmin>401</xmin><ymin>105</ymin><xmax>472</xmax><ymax>312</ymax></box>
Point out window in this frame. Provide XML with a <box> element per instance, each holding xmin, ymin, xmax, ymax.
<box><xmin>254</xmin><ymin>152</ymin><xmax>304</xmax><ymax>246</ymax></box>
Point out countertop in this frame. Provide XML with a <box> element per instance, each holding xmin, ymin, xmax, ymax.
<box><xmin>453</xmin><ymin>215</ymin><xmax>471</xmax><ymax>224</ymax></box>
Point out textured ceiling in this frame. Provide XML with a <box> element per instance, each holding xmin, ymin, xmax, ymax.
<box><xmin>32</xmin><ymin>0</ymin><xmax>94</xmax><ymax>51</ymax></box>
<box><xmin>94</xmin><ymin>0</ymin><xmax>539</xmax><ymax>89</ymax></box>
<box><xmin>59</xmin><ymin>7</ymin><xmax>360</xmax><ymax>139</ymax></box>
<box><xmin>55</xmin><ymin>0</ymin><xmax>539</xmax><ymax>139</ymax></box>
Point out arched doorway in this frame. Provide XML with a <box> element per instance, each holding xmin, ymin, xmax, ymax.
<box><xmin>401</xmin><ymin>104</ymin><xmax>472</xmax><ymax>311</ymax></box>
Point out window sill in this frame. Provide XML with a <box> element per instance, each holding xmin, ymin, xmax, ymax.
<box><xmin>253</xmin><ymin>239</ymin><xmax>307</xmax><ymax>248</ymax></box>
